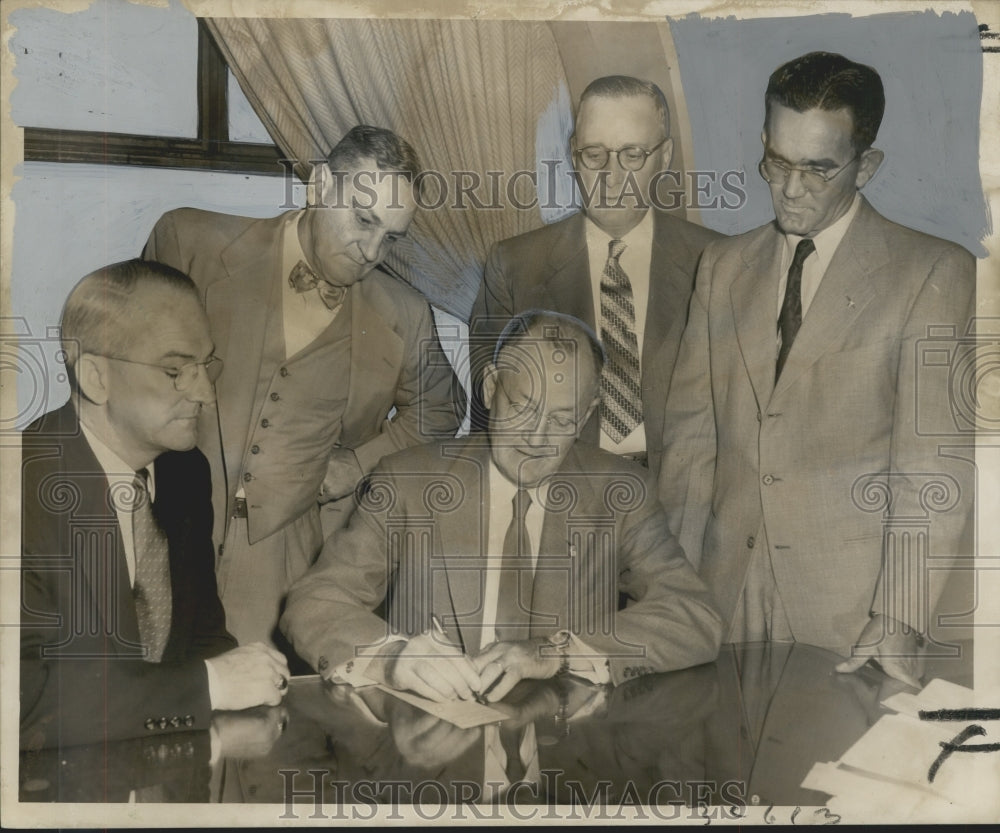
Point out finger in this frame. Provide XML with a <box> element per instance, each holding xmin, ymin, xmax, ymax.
<box><xmin>423</xmin><ymin>658</ymin><xmax>477</xmax><ymax>701</ymax></box>
<box><xmin>473</xmin><ymin>644</ymin><xmax>505</xmax><ymax>672</ymax></box>
<box><xmin>484</xmin><ymin>667</ymin><xmax>521</xmax><ymax>703</ymax></box>
<box><xmin>878</xmin><ymin>658</ymin><xmax>922</xmax><ymax>690</ymax></box>
<box><xmin>835</xmin><ymin>654</ymin><xmax>871</xmax><ymax>675</ymax></box>
<box><xmin>447</xmin><ymin>653</ymin><xmax>487</xmax><ymax>695</ymax></box>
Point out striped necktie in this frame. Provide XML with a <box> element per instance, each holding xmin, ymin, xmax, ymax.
<box><xmin>599</xmin><ymin>239</ymin><xmax>643</xmax><ymax>443</ymax></box>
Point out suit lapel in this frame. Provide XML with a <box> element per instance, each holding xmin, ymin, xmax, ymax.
<box><xmin>771</xmin><ymin>199</ymin><xmax>888</xmax><ymax>398</ymax></box>
<box><xmin>207</xmin><ymin>216</ymin><xmax>285</xmax><ymax>493</ymax></box>
<box><xmin>434</xmin><ymin>440</ymin><xmax>491</xmax><ymax>653</ymax></box>
<box><xmin>540</xmin><ymin>214</ymin><xmax>594</xmax><ymax>325</ymax></box>
<box><xmin>57</xmin><ymin>409</ymin><xmax>142</xmax><ymax>653</ymax></box>
<box><xmin>731</xmin><ymin>225</ymin><xmax>785</xmax><ymax>412</ymax></box>
<box><xmin>530</xmin><ymin>447</ymin><xmax>601</xmax><ymax>636</ymax></box>
<box><xmin>341</xmin><ymin>282</ymin><xmax>404</xmax><ymax>443</ymax></box>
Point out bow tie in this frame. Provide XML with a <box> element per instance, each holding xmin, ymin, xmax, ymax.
<box><xmin>288</xmin><ymin>260</ymin><xmax>347</xmax><ymax>310</ymax></box>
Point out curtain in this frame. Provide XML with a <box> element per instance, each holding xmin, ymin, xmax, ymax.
<box><xmin>205</xmin><ymin>17</ymin><xmax>573</xmax><ymax>322</ymax></box>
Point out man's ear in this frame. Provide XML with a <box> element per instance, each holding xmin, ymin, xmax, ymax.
<box><xmin>658</xmin><ymin>137</ymin><xmax>674</xmax><ymax>171</ymax></box>
<box><xmin>307</xmin><ymin>161</ymin><xmax>334</xmax><ymax>209</ymax></box>
<box><xmin>855</xmin><ymin>147</ymin><xmax>884</xmax><ymax>189</ymax></box>
<box><xmin>76</xmin><ymin>353</ymin><xmax>110</xmax><ymax>405</ymax></box>
<box><xmin>481</xmin><ymin>362</ymin><xmax>499</xmax><ymax>412</ymax></box>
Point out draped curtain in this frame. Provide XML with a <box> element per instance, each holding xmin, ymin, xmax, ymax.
<box><xmin>205</xmin><ymin>17</ymin><xmax>574</xmax><ymax>321</ymax></box>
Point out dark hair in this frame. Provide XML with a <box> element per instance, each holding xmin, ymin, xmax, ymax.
<box><xmin>61</xmin><ymin>259</ymin><xmax>199</xmax><ymax>385</ymax></box>
<box><xmin>326</xmin><ymin>125</ymin><xmax>422</xmax><ymax>180</ymax></box>
<box><xmin>493</xmin><ymin>309</ymin><xmax>606</xmax><ymax>388</ymax></box>
<box><xmin>577</xmin><ymin>75</ymin><xmax>670</xmax><ymax>136</ymax></box>
<box><xmin>765</xmin><ymin>51</ymin><xmax>885</xmax><ymax>151</ymax></box>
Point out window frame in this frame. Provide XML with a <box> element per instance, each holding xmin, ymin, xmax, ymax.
<box><xmin>22</xmin><ymin>19</ymin><xmax>285</xmax><ymax>176</ymax></box>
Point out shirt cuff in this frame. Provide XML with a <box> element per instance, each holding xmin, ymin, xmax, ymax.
<box><xmin>329</xmin><ymin>636</ymin><xmax>407</xmax><ymax>687</ymax></box>
<box><xmin>204</xmin><ymin>658</ymin><xmax>221</xmax><ymax>709</ymax></box>
<box><xmin>566</xmin><ymin>633</ymin><xmax>611</xmax><ymax>685</ymax></box>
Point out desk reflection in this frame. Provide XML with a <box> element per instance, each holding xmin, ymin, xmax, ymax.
<box><xmin>19</xmin><ymin>641</ymin><xmax>972</xmax><ymax>806</ymax></box>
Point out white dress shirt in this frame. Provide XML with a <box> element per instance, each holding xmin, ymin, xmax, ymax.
<box><xmin>79</xmin><ymin>420</ymin><xmax>154</xmax><ymax>587</ymax></box>
<box><xmin>585</xmin><ymin>210</ymin><xmax>653</xmax><ymax>456</ymax></box>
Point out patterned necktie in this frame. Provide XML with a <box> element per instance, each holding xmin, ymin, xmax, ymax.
<box><xmin>132</xmin><ymin>469</ymin><xmax>172</xmax><ymax>662</ymax></box>
<box><xmin>776</xmin><ymin>237</ymin><xmax>816</xmax><ymax>381</ymax></box>
<box><xmin>495</xmin><ymin>489</ymin><xmax>533</xmax><ymax>642</ymax></box>
<box><xmin>288</xmin><ymin>259</ymin><xmax>347</xmax><ymax>310</ymax></box>
<box><xmin>599</xmin><ymin>240</ymin><xmax>643</xmax><ymax>443</ymax></box>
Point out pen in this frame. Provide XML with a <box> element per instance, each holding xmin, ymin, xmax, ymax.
<box><xmin>431</xmin><ymin>615</ymin><xmax>490</xmax><ymax>705</ymax></box>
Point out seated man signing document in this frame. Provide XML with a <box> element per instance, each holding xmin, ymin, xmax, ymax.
<box><xmin>281</xmin><ymin>310</ymin><xmax>721</xmax><ymax>702</ymax></box>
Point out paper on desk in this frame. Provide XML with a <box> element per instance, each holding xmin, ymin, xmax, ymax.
<box><xmin>376</xmin><ymin>685</ymin><xmax>508</xmax><ymax>729</ymax></box>
<box><xmin>881</xmin><ymin>677</ymin><xmax>977</xmax><ymax>718</ymax></box>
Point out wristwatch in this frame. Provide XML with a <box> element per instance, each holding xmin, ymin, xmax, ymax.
<box><xmin>547</xmin><ymin>629</ymin><xmax>572</xmax><ymax>676</ymax></box>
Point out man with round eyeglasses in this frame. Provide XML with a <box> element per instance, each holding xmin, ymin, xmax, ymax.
<box><xmin>20</xmin><ymin>259</ymin><xmax>291</xmax><ymax>751</ymax></box>
<box><xmin>660</xmin><ymin>51</ymin><xmax>975</xmax><ymax>684</ymax></box>
<box><xmin>471</xmin><ymin>75</ymin><xmax>722</xmax><ymax>481</ymax></box>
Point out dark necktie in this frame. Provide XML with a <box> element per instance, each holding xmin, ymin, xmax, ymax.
<box><xmin>776</xmin><ymin>237</ymin><xmax>816</xmax><ymax>381</ymax></box>
<box><xmin>599</xmin><ymin>239</ymin><xmax>643</xmax><ymax>443</ymax></box>
<box><xmin>288</xmin><ymin>259</ymin><xmax>347</xmax><ymax>310</ymax></box>
<box><xmin>495</xmin><ymin>489</ymin><xmax>533</xmax><ymax>642</ymax></box>
<box><xmin>132</xmin><ymin>469</ymin><xmax>172</xmax><ymax>662</ymax></box>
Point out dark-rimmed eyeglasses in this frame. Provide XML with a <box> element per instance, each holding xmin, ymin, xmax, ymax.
<box><xmin>758</xmin><ymin>153</ymin><xmax>860</xmax><ymax>192</ymax></box>
<box><xmin>573</xmin><ymin>137</ymin><xmax>669</xmax><ymax>172</ymax></box>
<box><xmin>102</xmin><ymin>355</ymin><xmax>223</xmax><ymax>391</ymax></box>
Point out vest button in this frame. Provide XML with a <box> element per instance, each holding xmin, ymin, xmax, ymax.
<box><xmin>280</xmin><ymin>367</ymin><xmax>289</xmax><ymax>377</ymax></box>
<box><xmin>243</xmin><ymin>472</ymin><xmax>252</xmax><ymax>483</ymax></box>
<box><xmin>251</xmin><ymin>445</ymin><xmax>260</xmax><ymax>454</ymax></box>
<box><xmin>270</xmin><ymin>392</ymin><xmax>280</xmax><ymax>401</ymax></box>
<box><xmin>746</xmin><ymin>536</ymin><xmax>755</xmax><ymax>548</ymax></box>
<box><xmin>260</xmin><ymin>418</ymin><xmax>269</xmax><ymax>428</ymax></box>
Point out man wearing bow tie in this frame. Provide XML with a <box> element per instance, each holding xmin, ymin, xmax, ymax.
<box><xmin>142</xmin><ymin>126</ymin><xmax>464</xmax><ymax>657</ymax></box>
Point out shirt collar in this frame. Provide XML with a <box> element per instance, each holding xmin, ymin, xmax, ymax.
<box><xmin>79</xmin><ymin>415</ymin><xmax>155</xmax><ymax>499</ymax></box>
<box><xmin>584</xmin><ymin>208</ymin><xmax>654</xmax><ymax>249</ymax></box>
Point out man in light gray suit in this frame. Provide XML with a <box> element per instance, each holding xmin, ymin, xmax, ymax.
<box><xmin>659</xmin><ymin>52</ymin><xmax>975</xmax><ymax>685</ymax></box>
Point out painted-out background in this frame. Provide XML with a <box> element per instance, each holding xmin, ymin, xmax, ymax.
<box><xmin>4</xmin><ymin>0</ymin><xmax>988</xmax><ymax>427</ymax></box>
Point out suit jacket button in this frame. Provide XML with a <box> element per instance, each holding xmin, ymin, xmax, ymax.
<box><xmin>251</xmin><ymin>444</ymin><xmax>260</xmax><ymax>454</ymax></box>
<box><xmin>169</xmin><ymin>716</ymin><xmax>181</xmax><ymax>728</ymax></box>
<box><xmin>270</xmin><ymin>392</ymin><xmax>280</xmax><ymax>401</ymax></box>
<box><xmin>145</xmin><ymin>718</ymin><xmax>156</xmax><ymax>731</ymax></box>
<box><xmin>280</xmin><ymin>367</ymin><xmax>289</xmax><ymax>377</ymax></box>
<box><xmin>243</xmin><ymin>472</ymin><xmax>253</xmax><ymax>483</ymax></box>
<box><xmin>261</xmin><ymin>418</ymin><xmax>270</xmax><ymax>428</ymax></box>
<box><xmin>184</xmin><ymin>715</ymin><xmax>194</xmax><ymax>727</ymax></box>
<box><xmin>746</xmin><ymin>536</ymin><xmax>755</xmax><ymax>548</ymax></box>
<box><xmin>762</xmin><ymin>474</ymin><xmax>774</xmax><ymax>485</ymax></box>
<box><xmin>158</xmin><ymin>717</ymin><xmax>169</xmax><ymax>730</ymax></box>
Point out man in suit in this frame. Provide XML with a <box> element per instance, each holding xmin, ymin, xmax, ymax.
<box><xmin>142</xmin><ymin>126</ymin><xmax>464</xmax><ymax>654</ymax></box>
<box><xmin>471</xmin><ymin>75</ymin><xmax>722</xmax><ymax>478</ymax></box>
<box><xmin>20</xmin><ymin>259</ymin><xmax>290</xmax><ymax>751</ymax></box>
<box><xmin>282</xmin><ymin>310</ymin><xmax>722</xmax><ymax>703</ymax></box>
<box><xmin>659</xmin><ymin>52</ymin><xmax>975</xmax><ymax>684</ymax></box>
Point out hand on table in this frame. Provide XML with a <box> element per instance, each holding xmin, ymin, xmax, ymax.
<box><xmin>367</xmin><ymin>633</ymin><xmax>484</xmax><ymax>703</ymax></box>
<box><xmin>836</xmin><ymin>614</ymin><xmax>924</xmax><ymax>689</ymax></box>
<box><xmin>206</xmin><ymin>642</ymin><xmax>291</xmax><ymax>710</ymax></box>
<box><xmin>473</xmin><ymin>638</ymin><xmax>563</xmax><ymax>703</ymax></box>
<box><xmin>318</xmin><ymin>448</ymin><xmax>364</xmax><ymax>503</ymax></box>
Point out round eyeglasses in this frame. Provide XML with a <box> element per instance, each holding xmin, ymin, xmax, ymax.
<box><xmin>102</xmin><ymin>355</ymin><xmax>223</xmax><ymax>391</ymax></box>
<box><xmin>573</xmin><ymin>137</ymin><xmax>669</xmax><ymax>172</ymax></box>
<box><xmin>758</xmin><ymin>153</ymin><xmax>860</xmax><ymax>192</ymax></box>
